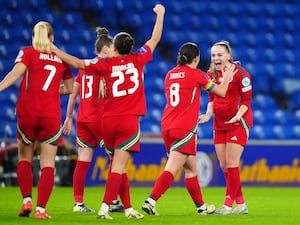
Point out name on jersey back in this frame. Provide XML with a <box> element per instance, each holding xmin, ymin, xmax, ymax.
<box><xmin>169</xmin><ymin>72</ymin><xmax>185</xmax><ymax>79</ymax></box>
<box><xmin>40</xmin><ymin>53</ymin><xmax>62</xmax><ymax>63</ymax></box>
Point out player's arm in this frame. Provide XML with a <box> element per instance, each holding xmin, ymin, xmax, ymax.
<box><xmin>210</xmin><ymin>63</ymin><xmax>236</xmax><ymax>97</ymax></box>
<box><xmin>51</xmin><ymin>44</ymin><xmax>85</xmax><ymax>70</ymax></box>
<box><xmin>225</xmin><ymin>105</ymin><xmax>248</xmax><ymax>124</ymax></box>
<box><xmin>145</xmin><ymin>4</ymin><xmax>165</xmax><ymax>52</ymax></box>
<box><xmin>199</xmin><ymin>101</ymin><xmax>214</xmax><ymax>124</ymax></box>
<box><xmin>0</xmin><ymin>63</ymin><xmax>26</xmax><ymax>92</ymax></box>
<box><xmin>60</xmin><ymin>78</ymin><xmax>74</xmax><ymax>95</ymax></box>
<box><xmin>225</xmin><ymin>72</ymin><xmax>252</xmax><ymax>124</ymax></box>
<box><xmin>62</xmin><ymin>82</ymin><xmax>79</xmax><ymax>135</ymax></box>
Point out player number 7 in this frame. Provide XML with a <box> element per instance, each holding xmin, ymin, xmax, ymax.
<box><xmin>42</xmin><ymin>64</ymin><xmax>56</xmax><ymax>91</ymax></box>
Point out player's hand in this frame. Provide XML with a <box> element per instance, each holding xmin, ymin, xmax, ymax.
<box><xmin>223</xmin><ymin>63</ymin><xmax>236</xmax><ymax>82</ymax></box>
<box><xmin>225</xmin><ymin>115</ymin><xmax>240</xmax><ymax>124</ymax></box>
<box><xmin>62</xmin><ymin>117</ymin><xmax>72</xmax><ymax>135</ymax></box>
<box><xmin>50</xmin><ymin>43</ymin><xmax>58</xmax><ymax>52</ymax></box>
<box><xmin>198</xmin><ymin>114</ymin><xmax>211</xmax><ymax>124</ymax></box>
<box><xmin>153</xmin><ymin>4</ymin><xmax>165</xmax><ymax>15</ymax></box>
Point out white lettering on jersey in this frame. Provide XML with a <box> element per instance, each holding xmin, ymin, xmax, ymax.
<box><xmin>39</xmin><ymin>53</ymin><xmax>62</xmax><ymax>63</ymax></box>
<box><xmin>112</xmin><ymin>62</ymin><xmax>134</xmax><ymax>73</ymax></box>
<box><xmin>169</xmin><ymin>72</ymin><xmax>185</xmax><ymax>79</ymax></box>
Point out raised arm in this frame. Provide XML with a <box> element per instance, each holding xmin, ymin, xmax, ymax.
<box><xmin>145</xmin><ymin>4</ymin><xmax>165</xmax><ymax>52</ymax></box>
<box><xmin>51</xmin><ymin>44</ymin><xmax>85</xmax><ymax>70</ymax></box>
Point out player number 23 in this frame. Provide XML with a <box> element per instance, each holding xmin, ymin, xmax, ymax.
<box><xmin>111</xmin><ymin>67</ymin><xmax>139</xmax><ymax>97</ymax></box>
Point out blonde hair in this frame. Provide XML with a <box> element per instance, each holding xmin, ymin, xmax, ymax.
<box><xmin>32</xmin><ymin>21</ymin><xmax>53</xmax><ymax>53</ymax></box>
<box><xmin>208</xmin><ymin>40</ymin><xmax>233</xmax><ymax>79</ymax></box>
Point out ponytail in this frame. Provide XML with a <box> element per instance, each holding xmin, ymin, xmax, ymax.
<box><xmin>32</xmin><ymin>21</ymin><xmax>53</xmax><ymax>53</ymax></box>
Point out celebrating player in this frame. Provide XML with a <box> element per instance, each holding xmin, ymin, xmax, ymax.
<box><xmin>51</xmin><ymin>4</ymin><xmax>165</xmax><ymax>219</ymax></box>
<box><xmin>62</xmin><ymin>26</ymin><xmax>123</xmax><ymax>213</ymax></box>
<box><xmin>0</xmin><ymin>21</ymin><xmax>73</xmax><ymax>219</ymax></box>
<box><xmin>200</xmin><ymin>40</ymin><xmax>253</xmax><ymax>214</ymax></box>
<box><xmin>142</xmin><ymin>42</ymin><xmax>235</xmax><ymax>216</ymax></box>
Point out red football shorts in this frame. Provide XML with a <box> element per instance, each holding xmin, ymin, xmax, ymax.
<box><xmin>162</xmin><ymin>129</ymin><xmax>197</xmax><ymax>156</ymax></box>
<box><xmin>213</xmin><ymin>126</ymin><xmax>249</xmax><ymax>147</ymax></box>
<box><xmin>17</xmin><ymin>116</ymin><xmax>62</xmax><ymax>145</ymax></box>
<box><xmin>76</xmin><ymin>121</ymin><xmax>102</xmax><ymax>148</ymax></box>
<box><xmin>102</xmin><ymin>115</ymin><xmax>140</xmax><ymax>153</ymax></box>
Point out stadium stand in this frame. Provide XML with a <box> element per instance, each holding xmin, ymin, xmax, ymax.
<box><xmin>0</xmin><ymin>0</ymin><xmax>299</xmax><ymax>140</ymax></box>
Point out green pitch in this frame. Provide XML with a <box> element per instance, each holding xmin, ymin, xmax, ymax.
<box><xmin>0</xmin><ymin>186</ymin><xmax>299</xmax><ymax>225</ymax></box>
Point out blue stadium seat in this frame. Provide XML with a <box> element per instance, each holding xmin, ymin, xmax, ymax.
<box><xmin>282</xmin><ymin>3</ymin><xmax>295</xmax><ymax>18</ymax></box>
<box><xmin>293</xmin><ymin>110</ymin><xmax>300</xmax><ymax>123</ymax></box>
<box><xmin>0</xmin><ymin>45</ymin><xmax>7</xmax><ymax>57</ymax></box>
<box><xmin>149</xmin><ymin>108</ymin><xmax>163</xmax><ymax>124</ymax></box>
<box><xmin>270</xmin><ymin>75</ymin><xmax>285</xmax><ymax>95</ymax></box>
<box><xmin>141</xmin><ymin>121</ymin><xmax>161</xmax><ymax>134</ymax></box>
<box><xmin>9</xmin><ymin>92</ymin><xmax>18</xmax><ymax>105</ymax></box>
<box><xmin>264</xmin><ymin>3</ymin><xmax>279</xmax><ymax>17</ymax></box>
<box><xmin>273</xmin><ymin>125</ymin><xmax>297</xmax><ymax>140</ymax></box>
<box><xmin>0</xmin><ymin>29</ymin><xmax>12</xmax><ymax>43</ymax></box>
<box><xmin>5</xmin><ymin>107</ymin><xmax>16</xmax><ymax>121</ymax></box>
<box><xmin>252</xmin><ymin>125</ymin><xmax>275</xmax><ymax>140</ymax></box>
<box><xmin>252</xmin><ymin>94</ymin><xmax>278</xmax><ymax>110</ymax></box>
<box><xmin>82</xmin><ymin>0</ymin><xmax>103</xmax><ymax>10</ymax></box>
<box><xmin>293</xmin><ymin>125</ymin><xmax>300</xmax><ymax>139</ymax></box>
<box><xmin>20</xmin><ymin>12</ymin><xmax>35</xmax><ymax>28</ymax></box>
<box><xmin>0</xmin><ymin>0</ymin><xmax>24</xmax><ymax>10</ymax></box>
<box><xmin>245</xmin><ymin>2</ymin><xmax>262</xmax><ymax>16</ymax></box>
<box><xmin>26</xmin><ymin>0</ymin><xmax>49</xmax><ymax>12</ymax></box>
<box><xmin>273</xmin><ymin>110</ymin><xmax>294</xmax><ymax>125</ymax></box>
<box><xmin>148</xmin><ymin>93</ymin><xmax>166</xmax><ymax>109</ymax></box>
<box><xmin>153</xmin><ymin>77</ymin><xmax>165</xmax><ymax>93</ymax></box>
<box><xmin>21</xmin><ymin>29</ymin><xmax>31</xmax><ymax>43</ymax></box>
<box><xmin>253</xmin><ymin>109</ymin><xmax>275</xmax><ymax>125</ymax></box>
<box><xmin>189</xmin><ymin>1</ymin><xmax>206</xmax><ymax>14</ymax></box>
<box><xmin>252</xmin><ymin>71</ymin><xmax>271</xmax><ymax>95</ymax></box>
<box><xmin>62</xmin><ymin>13</ymin><xmax>85</xmax><ymax>30</ymax></box>
<box><xmin>62</xmin><ymin>0</ymin><xmax>81</xmax><ymax>10</ymax></box>
<box><xmin>289</xmin><ymin>90</ymin><xmax>300</xmax><ymax>112</ymax></box>
<box><xmin>0</xmin><ymin>122</ymin><xmax>17</xmax><ymax>138</ymax></box>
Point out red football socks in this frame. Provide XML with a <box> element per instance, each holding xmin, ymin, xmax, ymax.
<box><xmin>17</xmin><ymin>160</ymin><xmax>33</xmax><ymax>198</ymax></box>
<box><xmin>119</xmin><ymin>173</ymin><xmax>131</xmax><ymax>209</ymax></box>
<box><xmin>103</xmin><ymin>172</ymin><xmax>121</xmax><ymax>205</ymax></box>
<box><xmin>73</xmin><ymin>161</ymin><xmax>91</xmax><ymax>203</ymax></box>
<box><xmin>224</xmin><ymin>167</ymin><xmax>241</xmax><ymax>207</ymax></box>
<box><xmin>36</xmin><ymin>167</ymin><xmax>54</xmax><ymax>208</ymax></box>
<box><xmin>185</xmin><ymin>176</ymin><xmax>205</xmax><ymax>206</ymax></box>
<box><xmin>151</xmin><ymin>170</ymin><xmax>174</xmax><ymax>201</ymax></box>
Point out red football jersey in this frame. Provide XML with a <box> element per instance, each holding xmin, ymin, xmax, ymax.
<box><xmin>75</xmin><ymin>69</ymin><xmax>104</xmax><ymax>122</ymax></box>
<box><xmin>84</xmin><ymin>45</ymin><xmax>152</xmax><ymax>117</ymax></box>
<box><xmin>15</xmin><ymin>46</ymin><xmax>73</xmax><ymax>119</ymax></box>
<box><xmin>208</xmin><ymin>63</ymin><xmax>253</xmax><ymax>130</ymax></box>
<box><xmin>161</xmin><ymin>65</ymin><xmax>216</xmax><ymax>131</ymax></box>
